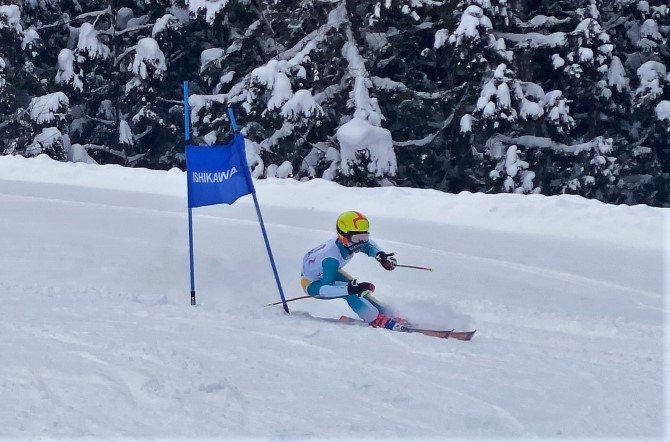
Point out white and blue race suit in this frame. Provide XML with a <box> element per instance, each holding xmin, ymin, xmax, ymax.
<box><xmin>300</xmin><ymin>237</ymin><xmax>389</xmax><ymax>323</ymax></box>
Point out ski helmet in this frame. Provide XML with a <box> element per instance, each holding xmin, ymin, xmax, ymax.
<box><xmin>336</xmin><ymin>211</ymin><xmax>370</xmax><ymax>248</ymax></box>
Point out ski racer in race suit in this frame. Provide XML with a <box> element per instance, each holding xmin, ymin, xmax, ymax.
<box><xmin>300</xmin><ymin>211</ymin><xmax>404</xmax><ymax>330</ymax></box>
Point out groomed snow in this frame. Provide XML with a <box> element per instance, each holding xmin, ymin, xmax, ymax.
<box><xmin>0</xmin><ymin>154</ymin><xmax>666</xmax><ymax>440</ymax></box>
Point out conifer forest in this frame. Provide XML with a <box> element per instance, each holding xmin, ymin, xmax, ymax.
<box><xmin>1</xmin><ymin>0</ymin><xmax>668</xmax><ymax>206</ymax></box>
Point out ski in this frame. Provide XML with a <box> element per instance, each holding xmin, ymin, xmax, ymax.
<box><xmin>435</xmin><ymin>329</ymin><xmax>476</xmax><ymax>341</ymax></box>
<box><xmin>401</xmin><ymin>327</ymin><xmax>453</xmax><ymax>339</ymax></box>
<box><xmin>339</xmin><ymin>316</ymin><xmax>476</xmax><ymax>341</ymax></box>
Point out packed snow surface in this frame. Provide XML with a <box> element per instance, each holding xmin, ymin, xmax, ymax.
<box><xmin>0</xmin><ymin>154</ymin><xmax>666</xmax><ymax>440</ymax></box>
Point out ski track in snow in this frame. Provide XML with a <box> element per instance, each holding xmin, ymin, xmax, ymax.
<box><xmin>0</xmin><ymin>177</ymin><xmax>665</xmax><ymax>440</ymax></box>
<box><xmin>6</xmin><ymin>187</ymin><xmax>658</xmax><ymax>300</ymax></box>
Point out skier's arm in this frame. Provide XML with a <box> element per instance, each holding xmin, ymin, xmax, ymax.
<box><xmin>361</xmin><ymin>239</ymin><xmax>382</xmax><ymax>257</ymax></box>
<box><xmin>363</xmin><ymin>239</ymin><xmax>397</xmax><ymax>270</ymax></box>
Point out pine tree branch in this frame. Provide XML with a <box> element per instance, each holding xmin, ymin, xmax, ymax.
<box><xmin>114</xmin><ymin>46</ymin><xmax>136</xmax><ymax>67</ymax></box>
<box><xmin>133</xmin><ymin>126</ymin><xmax>153</xmax><ymax>141</ymax></box>
<box><xmin>251</xmin><ymin>0</ymin><xmax>279</xmax><ymax>56</ymax></box>
<box><xmin>492</xmin><ymin>134</ymin><xmax>603</xmax><ymax>155</ymax></box>
<box><xmin>393</xmin><ymin>85</ymin><xmax>470</xmax><ymax>148</ymax></box>
<box><xmin>602</xmin><ymin>13</ymin><xmax>627</xmax><ymax>31</ymax></box>
<box><xmin>32</xmin><ymin>7</ymin><xmax>112</xmax><ymax>32</ymax></box>
<box><xmin>631</xmin><ymin>131</ymin><xmax>651</xmax><ymax>147</ymax></box>
<box><xmin>371</xmin><ymin>77</ymin><xmax>467</xmax><ymax>101</ymax></box>
<box><xmin>79</xmin><ymin>143</ymin><xmax>127</xmax><ymax>161</ymax></box>
<box><xmin>167</xmin><ymin>49</ymin><xmax>188</xmax><ymax>65</ymax></box>
<box><xmin>85</xmin><ymin>116</ymin><xmax>115</xmax><ymax>126</ymax></box>
<box><xmin>112</xmin><ymin>24</ymin><xmax>154</xmax><ymax>37</ymax></box>
<box><xmin>0</xmin><ymin>108</ymin><xmax>28</xmax><ymax>131</ymax></box>
<box><xmin>157</xmin><ymin>97</ymin><xmax>185</xmax><ymax>105</ymax></box>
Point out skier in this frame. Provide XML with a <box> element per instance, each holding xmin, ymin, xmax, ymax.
<box><xmin>300</xmin><ymin>210</ymin><xmax>405</xmax><ymax>330</ymax></box>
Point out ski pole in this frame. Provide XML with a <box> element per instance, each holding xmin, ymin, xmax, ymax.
<box><xmin>397</xmin><ymin>264</ymin><xmax>433</xmax><ymax>271</ymax></box>
<box><xmin>265</xmin><ymin>292</ymin><xmax>357</xmax><ymax>307</ymax></box>
<box><xmin>264</xmin><ymin>295</ymin><xmax>312</xmax><ymax>307</ymax></box>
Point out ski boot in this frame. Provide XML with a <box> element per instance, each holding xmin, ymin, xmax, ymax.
<box><xmin>369</xmin><ymin>313</ymin><xmax>403</xmax><ymax>331</ymax></box>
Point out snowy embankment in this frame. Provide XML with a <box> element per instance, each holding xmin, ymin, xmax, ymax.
<box><xmin>0</xmin><ymin>154</ymin><xmax>666</xmax><ymax>440</ymax></box>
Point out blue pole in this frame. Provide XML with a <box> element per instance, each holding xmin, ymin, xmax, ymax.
<box><xmin>250</xmin><ymin>191</ymin><xmax>289</xmax><ymax>314</ymax></box>
<box><xmin>185</xmin><ymin>81</ymin><xmax>196</xmax><ymax>306</ymax></box>
<box><xmin>188</xmin><ymin>207</ymin><xmax>196</xmax><ymax>306</ymax></box>
<box><xmin>227</xmin><ymin>108</ymin><xmax>238</xmax><ymax>132</ymax></box>
<box><xmin>184</xmin><ymin>81</ymin><xmax>191</xmax><ymax>142</ymax></box>
<box><xmin>228</xmin><ymin>108</ymin><xmax>289</xmax><ymax>314</ymax></box>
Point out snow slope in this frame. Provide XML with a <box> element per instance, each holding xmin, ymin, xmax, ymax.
<box><xmin>0</xmin><ymin>155</ymin><xmax>667</xmax><ymax>441</ymax></box>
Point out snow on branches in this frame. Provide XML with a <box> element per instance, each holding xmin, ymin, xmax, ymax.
<box><xmin>129</xmin><ymin>37</ymin><xmax>166</xmax><ymax>81</ymax></box>
<box><xmin>336</xmin><ymin>20</ymin><xmax>396</xmax><ymax>182</ymax></box>
<box><xmin>0</xmin><ymin>5</ymin><xmax>22</xmax><ymax>34</ymax></box>
<box><xmin>656</xmin><ymin>101</ymin><xmax>670</xmax><ymax>133</ymax></box>
<box><xmin>188</xmin><ymin>0</ymin><xmax>231</xmax><ymax>24</ymax></box>
<box><xmin>461</xmin><ymin>64</ymin><xmax>575</xmax><ymax>136</ymax></box>
<box><xmin>249</xmin><ymin>59</ymin><xmax>322</xmax><ymax>121</ymax></box>
<box><xmin>369</xmin><ymin>0</ymin><xmax>444</xmax><ymax>25</ymax></box>
<box><xmin>563</xmin><ymin>17</ymin><xmax>612</xmax><ymax>81</ymax></box>
<box><xmin>634</xmin><ymin>61</ymin><xmax>668</xmax><ymax>108</ymax></box>
<box><xmin>0</xmin><ymin>56</ymin><xmax>6</xmax><ymax>93</ymax></box>
<box><xmin>29</xmin><ymin>92</ymin><xmax>69</xmax><ymax>125</ymax></box>
<box><xmin>474</xmin><ymin>63</ymin><xmax>518</xmax><ymax>129</ymax></box>
<box><xmin>77</xmin><ymin>23</ymin><xmax>109</xmax><ymax>60</ymax></box>
<box><xmin>336</xmin><ymin>117</ymin><xmax>396</xmax><ymax>178</ymax></box>
<box><xmin>448</xmin><ymin>5</ymin><xmax>492</xmax><ymax>48</ymax></box>
<box><xmin>55</xmin><ymin>49</ymin><xmax>83</xmax><ymax>92</ymax></box>
<box><xmin>486</xmin><ymin>141</ymin><xmax>536</xmax><ymax>194</ymax></box>
<box><xmin>26</xmin><ymin>92</ymin><xmax>70</xmax><ymax>160</ymax></box>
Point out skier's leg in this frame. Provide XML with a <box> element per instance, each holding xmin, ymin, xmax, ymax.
<box><xmin>333</xmin><ymin>271</ymin><xmax>382</xmax><ymax>320</ymax></box>
<box><xmin>300</xmin><ymin>277</ymin><xmax>313</xmax><ymax>294</ymax></box>
<box><xmin>303</xmin><ymin>272</ymin><xmax>395</xmax><ymax>325</ymax></box>
<box><xmin>303</xmin><ymin>279</ymin><xmax>348</xmax><ymax>297</ymax></box>
<box><xmin>346</xmin><ymin>296</ymin><xmax>401</xmax><ymax>329</ymax></box>
<box><xmin>361</xmin><ymin>293</ymin><xmax>387</xmax><ymax>313</ymax></box>
<box><xmin>334</xmin><ymin>270</ymin><xmax>392</xmax><ymax>314</ymax></box>
<box><xmin>302</xmin><ymin>270</ymin><xmax>352</xmax><ymax>297</ymax></box>
<box><xmin>336</xmin><ymin>270</ymin><xmax>354</xmax><ymax>281</ymax></box>
<box><xmin>344</xmin><ymin>295</ymin><xmax>380</xmax><ymax>323</ymax></box>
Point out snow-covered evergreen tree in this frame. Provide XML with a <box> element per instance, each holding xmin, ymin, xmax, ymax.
<box><xmin>192</xmin><ymin>0</ymin><xmax>397</xmax><ymax>185</ymax></box>
<box><xmin>0</xmin><ymin>3</ymin><xmax>42</xmax><ymax>156</ymax></box>
<box><xmin>607</xmin><ymin>0</ymin><xmax>669</xmax><ymax>204</ymax></box>
<box><xmin>26</xmin><ymin>92</ymin><xmax>70</xmax><ymax>160</ymax></box>
<box><xmin>432</xmin><ymin>0</ymin><xmax>516</xmax><ymax>191</ymax></box>
<box><xmin>0</xmin><ymin>0</ymin><xmax>668</xmax><ymax>206</ymax></box>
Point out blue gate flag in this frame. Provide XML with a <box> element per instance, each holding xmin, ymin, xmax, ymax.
<box><xmin>186</xmin><ymin>133</ymin><xmax>254</xmax><ymax>208</ymax></box>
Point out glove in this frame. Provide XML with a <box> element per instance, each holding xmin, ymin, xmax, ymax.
<box><xmin>375</xmin><ymin>251</ymin><xmax>397</xmax><ymax>271</ymax></box>
<box><xmin>347</xmin><ymin>279</ymin><xmax>375</xmax><ymax>297</ymax></box>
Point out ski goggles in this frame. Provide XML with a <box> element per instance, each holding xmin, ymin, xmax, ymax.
<box><xmin>343</xmin><ymin>232</ymin><xmax>370</xmax><ymax>245</ymax></box>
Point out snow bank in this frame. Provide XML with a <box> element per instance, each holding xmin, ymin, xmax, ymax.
<box><xmin>0</xmin><ymin>155</ymin><xmax>664</xmax><ymax>250</ymax></box>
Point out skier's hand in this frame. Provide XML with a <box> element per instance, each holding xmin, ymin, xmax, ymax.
<box><xmin>347</xmin><ymin>279</ymin><xmax>375</xmax><ymax>297</ymax></box>
<box><xmin>375</xmin><ymin>252</ymin><xmax>397</xmax><ymax>271</ymax></box>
